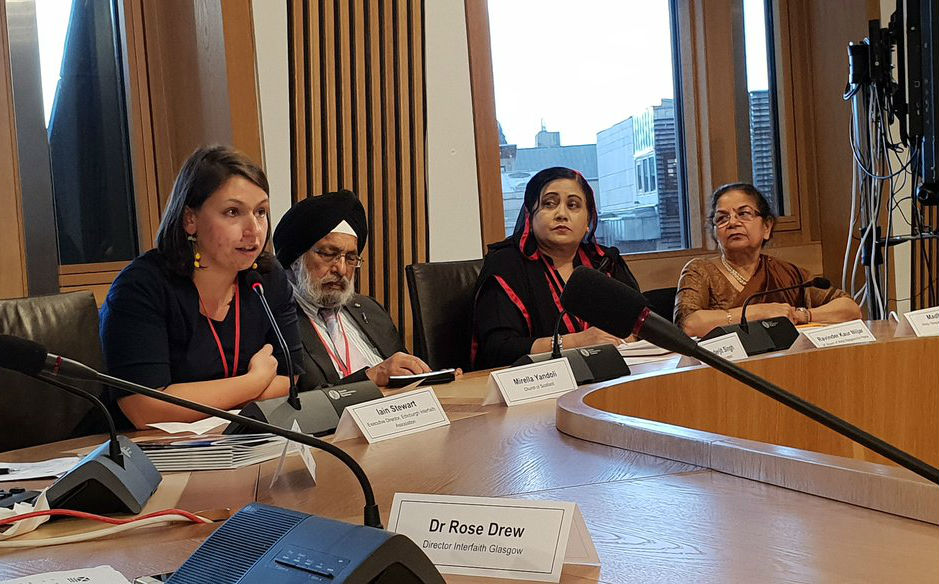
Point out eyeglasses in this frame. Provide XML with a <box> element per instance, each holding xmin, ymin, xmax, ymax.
<box><xmin>712</xmin><ymin>207</ymin><xmax>762</xmax><ymax>228</ymax></box>
<box><xmin>312</xmin><ymin>248</ymin><xmax>363</xmax><ymax>268</ymax></box>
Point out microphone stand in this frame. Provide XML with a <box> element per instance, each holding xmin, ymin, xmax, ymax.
<box><xmin>32</xmin><ymin>373</ymin><xmax>162</xmax><ymax>514</ymax></box>
<box><xmin>38</xmin><ymin>375</ymin><xmax>123</xmax><ymax>464</ymax></box>
<box><xmin>739</xmin><ymin>279</ymin><xmax>826</xmax><ymax>332</ymax></box>
<box><xmin>551</xmin><ymin>310</ymin><xmax>567</xmax><ymax>359</ymax></box>
<box><xmin>249</xmin><ymin>281</ymin><xmax>301</xmax><ymax>410</ymax></box>
<box><xmin>82</xmin><ymin>366</ymin><xmax>383</xmax><ymax>527</ymax></box>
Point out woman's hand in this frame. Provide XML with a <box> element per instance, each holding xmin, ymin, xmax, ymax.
<box><xmin>247</xmin><ymin>343</ymin><xmax>278</xmax><ymax>389</ymax></box>
<box><xmin>746</xmin><ymin>302</ymin><xmax>797</xmax><ymax>323</ymax></box>
<box><xmin>566</xmin><ymin>326</ymin><xmax>623</xmax><ymax>348</ymax></box>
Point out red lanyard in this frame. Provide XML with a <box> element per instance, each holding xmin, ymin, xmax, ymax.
<box><xmin>200</xmin><ymin>285</ymin><xmax>241</xmax><ymax>378</ymax></box>
<box><xmin>541</xmin><ymin>256</ymin><xmax>585</xmax><ymax>332</ymax></box>
<box><xmin>311</xmin><ymin>312</ymin><xmax>352</xmax><ymax>377</ymax></box>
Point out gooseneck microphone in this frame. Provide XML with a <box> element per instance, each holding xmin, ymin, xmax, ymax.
<box><xmin>560</xmin><ymin>267</ymin><xmax>939</xmax><ymax>485</ymax></box>
<box><xmin>739</xmin><ymin>277</ymin><xmax>831</xmax><ymax>332</ymax></box>
<box><xmin>0</xmin><ymin>334</ymin><xmax>383</xmax><ymax>528</ymax></box>
<box><xmin>246</xmin><ymin>271</ymin><xmax>300</xmax><ymax>409</ymax></box>
<box><xmin>550</xmin><ymin>311</ymin><xmax>567</xmax><ymax>359</ymax></box>
<box><xmin>549</xmin><ymin>249</ymin><xmax>617</xmax><ymax>359</ymax></box>
<box><xmin>0</xmin><ymin>334</ymin><xmax>162</xmax><ymax>514</ymax></box>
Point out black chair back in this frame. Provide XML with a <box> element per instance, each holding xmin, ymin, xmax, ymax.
<box><xmin>642</xmin><ymin>286</ymin><xmax>678</xmax><ymax>323</ymax></box>
<box><xmin>0</xmin><ymin>291</ymin><xmax>107</xmax><ymax>452</ymax></box>
<box><xmin>405</xmin><ymin>259</ymin><xmax>483</xmax><ymax>372</ymax></box>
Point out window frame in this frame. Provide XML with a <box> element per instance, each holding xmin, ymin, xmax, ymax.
<box><xmin>467</xmin><ymin>0</ymin><xmax>818</xmax><ymax>265</ymax></box>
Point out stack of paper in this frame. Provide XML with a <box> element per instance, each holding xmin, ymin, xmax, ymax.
<box><xmin>617</xmin><ymin>339</ymin><xmax>676</xmax><ymax>365</ymax></box>
<box><xmin>135</xmin><ymin>434</ymin><xmax>288</xmax><ymax>471</ymax></box>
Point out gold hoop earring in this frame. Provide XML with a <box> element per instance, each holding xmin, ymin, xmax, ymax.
<box><xmin>188</xmin><ymin>234</ymin><xmax>206</xmax><ymax>269</ymax></box>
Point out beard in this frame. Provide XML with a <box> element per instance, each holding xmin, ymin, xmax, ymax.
<box><xmin>293</xmin><ymin>262</ymin><xmax>354</xmax><ymax>309</ymax></box>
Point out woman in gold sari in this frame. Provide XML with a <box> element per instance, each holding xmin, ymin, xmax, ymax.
<box><xmin>675</xmin><ymin>183</ymin><xmax>860</xmax><ymax>337</ymax></box>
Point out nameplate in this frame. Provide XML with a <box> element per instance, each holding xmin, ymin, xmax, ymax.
<box><xmin>897</xmin><ymin>306</ymin><xmax>939</xmax><ymax>337</ymax></box>
<box><xmin>388</xmin><ymin>493</ymin><xmax>599</xmax><ymax>582</ymax></box>
<box><xmin>699</xmin><ymin>332</ymin><xmax>747</xmax><ymax>360</ymax></box>
<box><xmin>269</xmin><ymin>420</ymin><xmax>316</xmax><ymax>488</ymax></box>
<box><xmin>332</xmin><ymin>387</ymin><xmax>449</xmax><ymax>443</ymax></box>
<box><xmin>678</xmin><ymin>332</ymin><xmax>748</xmax><ymax>367</ymax></box>
<box><xmin>799</xmin><ymin>319</ymin><xmax>876</xmax><ymax>348</ymax></box>
<box><xmin>482</xmin><ymin>358</ymin><xmax>578</xmax><ymax>407</ymax></box>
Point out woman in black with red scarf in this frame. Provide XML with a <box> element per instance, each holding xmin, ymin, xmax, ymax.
<box><xmin>472</xmin><ymin>167</ymin><xmax>640</xmax><ymax>369</ymax></box>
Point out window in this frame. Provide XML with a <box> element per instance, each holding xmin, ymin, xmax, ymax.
<box><xmin>487</xmin><ymin>0</ymin><xmax>687</xmax><ymax>253</ymax></box>
<box><xmin>38</xmin><ymin>0</ymin><xmax>138</xmax><ymax>265</ymax></box>
<box><xmin>743</xmin><ymin>0</ymin><xmax>785</xmax><ymax>215</ymax></box>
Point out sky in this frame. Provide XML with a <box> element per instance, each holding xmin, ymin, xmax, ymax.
<box><xmin>36</xmin><ymin>0</ymin><xmax>74</xmax><ymax>127</ymax></box>
<box><xmin>489</xmin><ymin>0</ymin><xmax>770</xmax><ymax>148</ymax></box>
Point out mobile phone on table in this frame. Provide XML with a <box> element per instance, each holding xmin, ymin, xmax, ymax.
<box><xmin>386</xmin><ymin>368</ymin><xmax>456</xmax><ymax>388</ymax></box>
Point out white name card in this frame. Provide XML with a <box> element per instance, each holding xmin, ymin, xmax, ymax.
<box><xmin>799</xmin><ymin>319</ymin><xmax>876</xmax><ymax>348</ymax></box>
<box><xmin>898</xmin><ymin>306</ymin><xmax>939</xmax><ymax>337</ymax></box>
<box><xmin>482</xmin><ymin>358</ymin><xmax>578</xmax><ymax>406</ymax></box>
<box><xmin>270</xmin><ymin>420</ymin><xmax>316</xmax><ymax>487</ymax></box>
<box><xmin>699</xmin><ymin>332</ymin><xmax>748</xmax><ymax>360</ymax></box>
<box><xmin>388</xmin><ymin>493</ymin><xmax>599</xmax><ymax>583</ymax></box>
<box><xmin>332</xmin><ymin>387</ymin><xmax>449</xmax><ymax>443</ymax></box>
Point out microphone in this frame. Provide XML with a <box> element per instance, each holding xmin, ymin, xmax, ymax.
<box><xmin>226</xmin><ymin>272</ymin><xmax>383</xmax><ymax>436</ymax></box>
<box><xmin>550</xmin><ymin>310</ymin><xmax>566</xmax><ymax>359</ymax></box>
<box><xmin>246</xmin><ymin>271</ymin><xmax>300</xmax><ymax>409</ymax></box>
<box><xmin>740</xmin><ymin>277</ymin><xmax>831</xmax><ymax>332</ymax></box>
<box><xmin>0</xmin><ymin>334</ymin><xmax>444</xmax><ymax>583</ymax></box>
<box><xmin>560</xmin><ymin>267</ymin><xmax>939</xmax><ymax>485</ymax></box>
<box><xmin>0</xmin><ymin>334</ymin><xmax>382</xmax><ymax>525</ymax></box>
<box><xmin>551</xmin><ymin>249</ymin><xmax>616</xmax><ymax>359</ymax></box>
<box><xmin>0</xmin><ymin>334</ymin><xmax>162</xmax><ymax>514</ymax></box>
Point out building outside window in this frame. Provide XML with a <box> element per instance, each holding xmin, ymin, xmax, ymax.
<box><xmin>488</xmin><ymin>0</ymin><xmax>688</xmax><ymax>253</ymax></box>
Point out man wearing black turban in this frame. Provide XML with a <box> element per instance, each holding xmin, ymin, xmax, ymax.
<box><xmin>274</xmin><ymin>190</ymin><xmax>431</xmax><ymax>387</ymax></box>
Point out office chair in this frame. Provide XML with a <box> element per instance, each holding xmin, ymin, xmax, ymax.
<box><xmin>642</xmin><ymin>286</ymin><xmax>678</xmax><ymax>323</ymax></box>
<box><xmin>405</xmin><ymin>259</ymin><xmax>483</xmax><ymax>372</ymax></box>
<box><xmin>0</xmin><ymin>291</ymin><xmax>109</xmax><ymax>452</ymax></box>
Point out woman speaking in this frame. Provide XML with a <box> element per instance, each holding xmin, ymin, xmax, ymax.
<box><xmin>99</xmin><ymin>146</ymin><xmax>303</xmax><ymax>429</ymax></box>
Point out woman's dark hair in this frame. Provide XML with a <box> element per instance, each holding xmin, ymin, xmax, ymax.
<box><xmin>156</xmin><ymin>145</ymin><xmax>274</xmax><ymax>277</ymax></box>
<box><xmin>707</xmin><ymin>182</ymin><xmax>777</xmax><ymax>246</ymax></box>
<box><xmin>524</xmin><ymin>167</ymin><xmax>594</xmax><ymax>214</ymax></box>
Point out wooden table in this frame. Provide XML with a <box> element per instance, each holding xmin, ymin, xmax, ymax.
<box><xmin>1</xmin><ymin>322</ymin><xmax>937</xmax><ymax>583</ymax></box>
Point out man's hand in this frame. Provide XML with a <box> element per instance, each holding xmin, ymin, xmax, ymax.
<box><xmin>365</xmin><ymin>352</ymin><xmax>432</xmax><ymax>386</ymax></box>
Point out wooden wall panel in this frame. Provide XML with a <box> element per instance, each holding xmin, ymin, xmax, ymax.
<box><xmin>289</xmin><ymin>0</ymin><xmax>428</xmax><ymax>349</ymax></box>
<box><xmin>0</xmin><ymin>2</ymin><xmax>28</xmax><ymax>299</ymax></box>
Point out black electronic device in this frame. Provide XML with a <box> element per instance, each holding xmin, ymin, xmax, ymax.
<box><xmin>167</xmin><ymin>503</ymin><xmax>443</xmax><ymax>584</ymax></box>
<box><xmin>44</xmin><ymin>434</ymin><xmax>162</xmax><ymax>515</ymax></box>
<box><xmin>560</xmin><ymin>267</ymin><xmax>939</xmax><ymax>485</ymax></box>
<box><xmin>700</xmin><ymin>277</ymin><xmax>830</xmax><ymax>356</ymax></box>
<box><xmin>701</xmin><ymin>317</ymin><xmax>799</xmax><ymax>356</ymax></box>
<box><xmin>223</xmin><ymin>381</ymin><xmax>383</xmax><ymax>436</ymax></box>
<box><xmin>0</xmin><ymin>334</ymin><xmax>161</xmax><ymax>514</ymax></box>
<box><xmin>387</xmin><ymin>368</ymin><xmax>456</xmax><ymax>388</ymax></box>
<box><xmin>225</xmin><ymin>273</ymin><xmax>383</xmax><ymax>435</ymax></box>
<box><xmin>0</xmin><ymin>487</ymin><xmax>41</xmax><ymax>508</ymax></box>
<box><xmin>514</xmin><ymin>345</ymin><xmax>629</xmax><ymax>385</ymax></box>
<box><xmin>0</xmin><ymin>334</ymin><xmax>445</xmax><ymax>582</ymax></box>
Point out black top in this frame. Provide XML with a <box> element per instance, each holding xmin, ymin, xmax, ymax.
<box><xmin>472</xmin><ymin>241</ymin><xmax>639</xmax><ymax>370</ymax></box>
<box><xmin>471</xmin><ymin>166</ymin><xmax>641</xmax><ymax>370</ymax></box>
<box><xmin>99</xmin><ymin>250</ymin><xmax>304</xmax><ymax>399</ymax></box>
<box><xmin>295</xmin><ymin>294</ymin><xmax>406</xmax><ymax>390</ymax></box>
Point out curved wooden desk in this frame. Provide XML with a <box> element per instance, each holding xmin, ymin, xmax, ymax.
<box><xmin>558</xmin><ymin>324</ymin><xmax>939</xmax><ymax>524</ymax></box>
<box><xmin>1</xmin><ymin>322</ymin><xmax>937</xmax><ymax>583</ymax></box>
